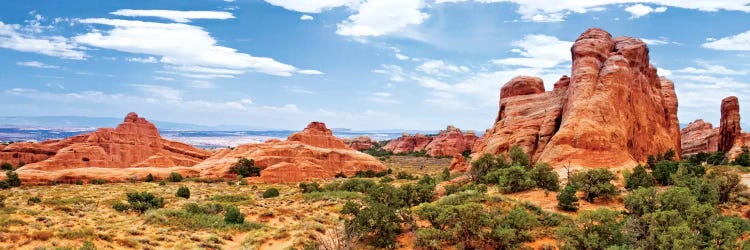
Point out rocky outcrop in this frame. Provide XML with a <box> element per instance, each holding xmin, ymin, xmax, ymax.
<box><xmin>345</xmin><ymin>136</ymin><xmax>377</xmax><ymax>151</ymax></box>
<box><xmin>195</xmin><ymin>121</ymin><xmax>387</xmax><ymax>183</ymax></box>
<box><xmin>449</xmin><ymin>153</ymin><xmax>468</xmax><ymax>173</ymax></box>
<box><xmin>424</xmin><ymin>126</ymin><xmax>478</xmax><ymax>156</ymax></box>
<box><xmin>474</xmin><ymin>28</ymin><xmax>681</xmax><ymax>168</ymax></box>
<box><xmin>383</xmin><ymin>133</ymin><xmax>432</xmax><ymax>154</ymax></box>
<box><xmin>8</xmin><ymin>113</ymin><xmax>211</xmax><ymax>184</ymax></box>
<box><xmin>680</xmin><ymin>119</ymin><xmax>719</xmax><ymax>156</ymax></box>
<box><xmin>720</xmin><ymin>97</ymin><xmax>741</xmax><ymax>153</ymax></box>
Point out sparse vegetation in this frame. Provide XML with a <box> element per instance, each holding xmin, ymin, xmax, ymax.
<box><xmin>5</xmin><ymin>170</ymin><xmax>21</xmax><ymax>187</ymax></box>
<box><xmin>176</xmin><ymin>186</ymin><xmax>190</xmax><ymax>199</ymax></box>
<box><xmin>223</xmin><ymin>205</ymin><xmax>244</xmax><ymax>224</ymax></box>
<box><xmin>0</xmin><ymin>162</ymin><xmax>12</xmax><ymax>170</ymax></box>
<box><xmin>145</xmin><ymin>173</ymin><xmax>154</xmax><ymax>182</ymax></box>
<box><xmin>230</xmin><ymin>157</ymin><xmax>261</xmax><ymax>178</ymax></box>
<box><xmin>262</xmin><ymin>188</ymin><xmax>280</xmax><ymax>198</ymax></box>
<box><xmin>557</xmin><ymin>184</ymin><xmax>579</xmax><ymax>211</ymax></box>
<box><xmin>570</xmin><ymin>168</ymin><xmax>618</xmax><ymax>203</ymax></box>
<box><xmin>168</xmin><ymin>172</ymin><xmax>183</xmax><ymax>182</ymax></box>
<box><xmin>112</xmin><ymin>192</ymin><xmax>165</xmax><ymax>214</ymax></box>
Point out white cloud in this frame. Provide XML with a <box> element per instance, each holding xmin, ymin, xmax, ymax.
<box><xmin>640</xmin><ymin>37</ymin><xmax>676</xmax><ymax>45</ymax></box>
<box><xmin>416</xmin><ymin>60</ymin><xmax>469</xmax><ymax>76</ymax></box>
<box><xmin>0</xmin><ymin>21</ymin><xmax>86</xmax><ymax>59</ymax></box>
<box><xmin>264</xmin><ymin>0</ymin><xmax>357</xmax><ymax>13</ymax></box>
<box><xmin>395</xmin><ymin>53</ymin><xmax>409</xmax><ymax>60</ymax></box>
<box><xmin>435</xmin><ymin>1</ymin><xmax>750</xmax><ymax>22</ymax></box>
<box><xmin>298</xmin><ymin>69</ymin><xmax>324</xmax><ymax>75</ymax></box>
<box><xmin>16</xmin><ymin>61</ymin><xmax>60</xmax><ymax>69</ymax></box>
<box><xmin>110</xmin><ymin>9</ymin><xmax>235</xmax><ymax>23</ymax></box>
<box><xmin>283</xmin><ymin>85</ymin><xmax>315</xmax><ymax>94</ymax></box>
<box><xmin>74</xmin><ymin>18</ymin><xmax>305</xmax><ymax>77</ymax></box>
<box><xmin>154</xmin><ymin>76</ymin><xmax>175</xmax><ymax>81</ymax></box>
<box><xmin>189</xmin><ymin>80</ymin><xmax>216</xmax><ymax>89</ymax></box>
<box><xmin>491</xmin><ymin>34</ymin><xmax>573</xmax><ymax>68</ymax></box>
<box><xmin>368</xmin><ymin>92</ymin><xmax>400</xmax><ymax>104</ymax></box>
<box><xmin>300</xmin><ymin>14</ymin><xmax>314</xmax><ymax>21</ymax></box>
<box><xmin>702</xmin><ymin>30</ymin><xmax>750</xmax><ymax>51</ymax></box>
<box><xmin>131</xmin><ymin>84</ymin><xmax>183</xmax><ymax>102</ymax></box>
<box><xmin>625</xmin><ymin>4</ymin><xmax>666</xmax><ymax>18</ymax></box>
<box><xmin>240</xmin><ymin>98</ymin><xmax>253</xmax><ymax>104</ymax></box>
<box><xmin>373</xmin><ymin>64</ymin><xmax>406</xmax><ymax>82</ymax></box>
<box><xmin>336</xmin><ymin>0</ymin><xmax>429</xmax><ymax>37</ymax></box>
<box><xmin>126</xmin><ymin>56</ymin><xmax>158</xmax><ymax>63</ymax></box>
<box><xmin>675</xmin><ymin>62</ymin><xmax>746</xmax><ymax>75</ymax></box>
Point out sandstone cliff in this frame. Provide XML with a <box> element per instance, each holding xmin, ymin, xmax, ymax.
<box><xmin>383</xmin><ymin>126</ymin><xmax>478</xmax><ymax>157</ymax></box>
<box><xmin>474</xmin><ymin>28</ymin><xmax>681</xmax><ymax>168</ymax></box>
<box><xmin>680</xmin><ymin>119</ymin><xmax>719</xmax><ymax>156</ymax></box>
<box><xmin>345</xmin><ymin>136</ymin><xmax>377</xmax><ymax>151</ymax></box>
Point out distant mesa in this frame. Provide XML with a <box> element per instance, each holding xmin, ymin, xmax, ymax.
<box><xmin>473</xmin><ymin>28</ymin><xmax>681</xmax><ymax>168</ymax></box>
<box><xmin>382</xmin><ymin>125</ymin><xmax>478</xmax><ymax>157</ymax></box>
<box><xmin>344</xmin><ymin>136</ymin><xmax>378</xmax><ymax>151</ymax></box>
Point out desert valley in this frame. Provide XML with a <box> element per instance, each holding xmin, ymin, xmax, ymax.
<box><xmin>1</xmin><ymin>26</ymin><xmax>750</xmax><ymax>250</ymax></box>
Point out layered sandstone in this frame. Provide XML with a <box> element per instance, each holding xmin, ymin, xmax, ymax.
<box><xmin>720</xmin><ymin>97</ymin><xmax>741</xmax><ymax>153</ymax></box>
<box><xmin>382</xmin><ymin>133</ymin><xmax>432</xmax><ymax>154</ymax></box>
<box><xmin>424</xmin><ymin>126</ymin><xmax>478</xmax><ymax>156</ymax></box>
<box><xmin>345</xmin><ymin>136</ymin><xmax>377</xmax><ymax>151</ymax></box>
<box><xmin>680</xmin><ymin>119</ymin><xmax>719</xmax><ymax>156</ymax></box>
<box><xmin>474</xmin><ymin>28</ymin><xmax>681</xmax><ymax>168</ymax></box>
<box><xmin>449</xmin><ymin>153</ymin><xmax>468</xmax><ymax>173</ymax></box>
<box><xmin>195</xmin><ymin>121</ymin><xmax>387</xmax><ymax>183</ymax></box>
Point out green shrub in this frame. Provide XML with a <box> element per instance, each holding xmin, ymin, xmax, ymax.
<box><xmin>299</xmin><ymin>182</ymin><xmax>322</xmax><ymax>193</ymax></box>
<box><xmin>396</xmin><ymin>171</ymin><xmax>416</xmax><ymax>180</ymax></box>
<box><xmin>353</xmin><ymin>169</ymin><xmax>388</xmax><ymax>178</ymax></box>
<box><xmin>79</xmin><ymin>240</ymin><xmax>96</xmax><ymax>250</ymax></box>
<box><xmin>230</xmin><ymin>158</ymin><xmax>260</xmax><ymax>178</ymax></box>
<box><xmin>469</xmin><ymin>153</ymin><xmax>508</xmax><ymax>182</ymax></box>
<box><xmin>653</xmin><ymin>160</ymin><xmax>679</xmax><ymax>185</ymax></box>
<box><xmin>571</xmin><ymin>168</ymin><xmax>617</xmax><ymax>203</ymax></box>
<box><xmin>176</xmin><ymin>186</ymin><xmax>190</xmax><ymax>199</ymax></box>
<box><xmin>732</xmin><ymin>147</ymin><xmax>750</xmax><ymax>166</ymax></box>
<box><xmin>90</xmin><ymin>179</ymin><xmax>106</xmax><ymax>185</ymax></box>
<box><xmin>168</xmin><ymin>172</ymin><xmax>183</xmax><ymax>182</ymax></box>
<box><xmin>530</xmin><ymin>163</ymin><xmax>560</xmax><ymax>191</ymax></box>
<box><xmin>6</xmin><ymin>171</ymin><xmax>21</xmax><ymax>187</ymax></box>
<box><xmin>555</xmin><ymin>208</ymin><xmax>624</xmax><ymax>249</ymax></box>
<box><xmin>184</xmin><ymin>203</ymin><xmax>223</xmax><ymax>214</ymax></box>
<box><xmin>557</xmin><ymin>185</ymin><xmax>579</xmax><ymax>211</ymax></box>
<box><xmin>625</xmin><ymin>165</ymin><xmax>654</xmax><ymax>190</ymax></box>
<box><xmin>380</xmin><ymin>176</ymin><xmax>394</xmax><ymax>183</ymax></box>
<box><xmin>113</xmin><ymin>192</ymin><xmax>164</xmax><ymax>214</ymax></box>
<box><xmin>112</xmin><ymin>202</ymin><xmax>129</xmax><ymax>212</ymax></box>
<box><xmin>75</xmin><ymin>179</ymin><xmax>84</xmax><ymax>185</ymax></box>
<box><xmin>27</xmin><ymin>196</ymin><xmax>42</xmax><ymax>205</ymax></box>
<box><xmin>497</xmin><ymin>166</ymin><xmax>536</xmax><ymax>193</ymax></box>
<box><xmin>0</xmin><ymin>180</ymin><xmax>9</xmax><ymax>189</ymax></box>
<box><xmin>707</xmin><ymin>151</ymin><xmax>728</xmax><ymax>165</ymax></box>
<box><xmin>262</xmin><ymin>188</ymin><xmax>280</xmax><ymax>198</ymax></box>
<box><xmin>334</xmin><ymin>172</ymin><xmax>347</xmax><ymax>178</ymax></box>
<box><xmin>0</xmin><ymin>162</ymin><xmax>12</xmax><ymax>170</ymax></box>
<box><xmin>159</xmin><ymin>180</ymin><xmax>166</xmax><ymax>186</ymax></box>
<box><xmin>224</xmin><ymin>205</ymin><xmax>244</xmax><ymax>224</ymax></box>
<box><xmin>145</xmin><ymin>174</ymin><xmax>154</xmax><ymax>182</ymax></box>
<box><xmin>509</xmin><ymin>145</ymin><xmax>530</xmax><ymax>167</ymax></box>
<box><xmin>0</xmin><ymin>195</ymin><xmax>5</xmax><ymax>208</ymax></box>
<box><xmin>440</xmin><ymin>167</ymin><xmax>451</xmax><ymax>181</ymax></box>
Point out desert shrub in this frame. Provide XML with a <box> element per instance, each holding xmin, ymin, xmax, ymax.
<box><xmin>732</xmin><ymin>147</ymin><xmax>750</xmax><ymax>166</ymax></box>
<box><xmin>159</xmin><ymin>180</ymin><xmax>166</xmax><ymax>186</ymax></box>
<box><xmin>530</xmin><ymin>163</ymin><xmax>560</xmax><ymax>191</ymax></box>
<box><xmin>509</xmin><ymin>145</ymin><xmax>530</xmax><ymax>167</ymax></box>
<box><xmin>224</xmin><ymin>205</ymin><xmax>244</xmax><ymax>224</ymax></box>
<box><xmin>6</xmin><ymin>170</ymin><xmax>21</xmax><ymax>187</ymax></box>
<box><xmin>623</xmin><ymin>187</ymin><xmax>658</xmax><ymax>216</ymax></box>
<box><xmin>230</xmin><ymin>157</ymin><xmax>260</xmax><ymax>178</ymax></box>
<box><xmin>338</xmin><ymin>178</ymin><xmax>376</xmax><ymax>193</ymax></box>
<box><xmin>184</xmin><ymin>203</ymin><xmax>223</xmax><ymax>214</ymax></box>
<box><xmin>557</xmin><ymin>185</ymin><xmax>579</xmax><ymax>211</ymax></box>
<box><xmin>343</xmin><ymin>200</ymin><xmax>402</xmax><ymax>248</ymax></box>
<box><xmin>440</xmin><ymin>167</ymin><xmax>451</xmax><ymax>181</ymax></box>
<box><xmin>707</xmin><ymin>151</ymin><xmax>728</xmax><ymax>165</ymax></box>
<box><xmin>176</xmin><ymin>186</ymin><xmax>190</xmax><ymax>199</ymax></box>
<box><xmin>400</xmin><ymin>182</ymin><xmax>435</xmax><ymax>207</ymax></box>
<box><xmin>263</xmin><ymin>188</ymin><xmax>280</xmax><ymax>198</ymax></box>
<box><xmin>497</xmin><ymin>166</ymin><xmax>536</xmax><ymax>193</ymax></box>
<box><xmin>706</xmin><ymin>169</ymin><xmax>744</xmax><ymax>203</ymax></box>
<box><xmin>75</xmin><ymin>179</ymin><xmax>84</xmax><ymax>185</ymax></box>
<box><xmin>0</xmin><ymin>162</ymin><xmax>12</xmax><ymax>170</ymax></box>
<box><xmin>555</xmin><ymin>208</ymin><xmax>624</xmax><ymax>250</ymax></box>
<box><xmin>625</xmin><ymin>165</ymin><xmax>654</xmax><ymax>190</ymax></box>
<box><xmin>27</xmin><ymin>196</ymin><xmax>42</xmax><ymax>205</ymax></box>
<box><xmin>653</xmin><ymin>160</ymin><xmax>679</xmax><ymax>185</ymax></box>
<box><xmin>145</xmin><ymin>174</ymin><xmax>154</xmax><ymax>182</ymax></box>
<box><xmin>395</xmin><ymin>171</ymin><xmax>416</xmax><ymax>180</ymax></box>
<box><xmin>0</xmin><ymin>181</ymin><xmax>8</xmax><ymax>189</ymax></box>
<box><xmin>688</xmin><ymin>152</ymin><xmax>711</xmax><ymax>165</ymax></box>
<box><xmin>353</xmin><ymin>169</ymin><xmax>389</xmax><ymax>178</ymax></box>
<box><xmin>90</xmin><ymin>179</ymin><xmax>106</xmax><ymax>185</ymax></box>
<box><xmin>168</xmin><ymin>172</ymin><xmax>183</xmax><ymax>182</ymax></box>
<box><xmin>380</xmin><ymin>176</ymin><xmax>394</xmax><ymax>183</ymax></box>
<box><xmin>0</xmin><ymin>195</ymin><xmax>5</xmax><ymax>208</ymax></box>
<box><xmin>469</xmin><ymin>153</ymin><xmax>508</xmax><ymax>182</ymax></box>
<box><xmin>571</xmin><ymin>169</ymin><xmax>617</xmax><ymax>203</ymax></box>
<box><xmin>299</xmin><ymin>182</ymin><xmax>322</xmax><ymax>193</ymax></box>
<box><xmin>113</xmin><ymin>192</ymin><xmax>164</xmax><ymax>214</ymax></box>
<box><xmin>79</xmin><ymin>241</ymin><xmax>96</xmax><ymax>250</ymax></box>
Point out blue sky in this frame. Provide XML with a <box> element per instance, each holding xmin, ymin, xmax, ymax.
<box><xmin>1</xmin><ymin>0</ymin><xmax>749</xmax><ymax>130</ymax></box>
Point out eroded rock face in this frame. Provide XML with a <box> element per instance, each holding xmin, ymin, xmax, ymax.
<box><xmin>720</xmin><ymin>97</ymin><xmax>741</xmax><ymax>153</ymax></box>
<box><xmin>383</xmin><ymin>133</ymin><xmax>432</xmax><ymax>154</ymax></box>
<box><xmin>345</xmin><ymin>136</ymin><xmax>377</xmax><ymax>151</ymax></box>
<box><xmin>449</xmin><ymin>153</ymin><xmax>468</xmax><ymax>173</ymax></box>
<box><xmin>195</xmin><ymin>122</ymin><xmax>387</xmax><ymax>183</ymax></box>
<box><xmin>474</xmin><ymin>28</ymin><xmax>681</xmax><ymax>168</ymax></box>
<box><xmin>425</xmin><ymin>126</ymin><xmax>478</xmax><ymax>157</ymax></box>
<box><xmin>680</xmin><ymin>119</ymin><xmax>719</xmax><ymax>156</ymax></box>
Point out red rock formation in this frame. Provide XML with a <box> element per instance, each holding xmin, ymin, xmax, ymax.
<box><xmin>449</xmin><ymin>153</ymin><xmax>468</xmax><ymax>173</ymax></box>
<box><xmin>680</xmin><ymin>119</ymin><xmax>719</xmax><ymax>156</ymax></box>
<box><xmin>474</xmin><ymin>28</ymin><xmax>681</xmax><ymax>168</ymax></box>
<box><xmin>719</xmin><ymin>96</ymin><xmax>741</xmax><ymax>153</ymax></box>
<box><xmin>345</xmin><ymin>136</ymin><xmax>377</xmax><ymax>151</ymax></box>
<box><xmin>195</xmin><ymin>122</ymin><xmax>387</xmax><ymax>183</ymax></box>
<box><xmin>382</xmin><ymin>133</ymin><xmax>432</xmax><ymax>154</ymax></box>
<box><xmin>424</xmin><ymin>126</ymin><xmax>478</xmax><ymax>157</ymax></box>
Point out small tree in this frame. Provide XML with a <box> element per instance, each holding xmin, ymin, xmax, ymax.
<box><xmin>113</xmin><ymin>192</ymin><xmax>164</xmax><ymax>214</ymax></box>
<box><xmin>706</xmin><ymin>151</ymin><xmax>728</xmax><ymax>165</ymax></box>
<box><xmin>168</xmin><ymin>172</ymin><xmax>183</xmax><ymax>182</ymax></box>
<box><xmin>440</xmin><ymin>167</ymin><xmax>451</xmax><ymax>181</ymax></box>
<box><xmin>224</xmin><ymin>205</ymin><xmax>244</xmax><ymax>224</ymax></box>
<box><xmin>263</xmin><ymin>188</ymin><xmax>280</xmax><ymax>198</ymax></box>
<box><xmin>530</xmin><ymin>163</ymin><xmax>560</xmax><ymax>192</ymax></box>
<box><xmin>497</xmin><ymin>166</ymin><xmax>535</xmax><ymax>193</ymax></box>
<box><xmin>571</xmin><ymin>169</ymin><xmax>617</xmax><ymax>203</ymax></box>
<box><xmin>557</xmin><ymin>185</ymin><xmax>579</xmax><ymax>211</ymax></box>
<box><xmin>469</xmin><ymin>153</ymin><xmax>507</xmax><ymax>182</ymax></box>
<box><xmin>6</xmin><ymin>171</ymin><xmax>21</xmax><ymax>187</ymax></box>
<box><xmin>145</xmin><ymin>173</ymin><xmax>154</xmax><ymax>182</ymax></box>
<box><xmin>625</xmin><ymin>165</ymin><xmax>654</xmax><ymax>190</ymax></box>
<box><xmin>509</xmin><ymin>145</ymin><xmax>530</xmax><ymax>167</ymax></box>
<box><xmin>230</xmin><ymin>157</ymin><xmax>261</xmax><ymax>178</ymax></box>
<box><xmin>176</xmin><ymin>186</ymin><xmax>190</xmax><ymax>199</ymax></box>
<box><xmin>652</xmin><ymin>160</ymin><xmax>679</xmax><ymax>185</ymax></box>
<box><xmin>0</xmin><ymin>162</ymin><xmax>12</xmax><ymax>170</ymax></box>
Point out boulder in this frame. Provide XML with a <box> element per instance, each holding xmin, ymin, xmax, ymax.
<box><xmin>680</xmin><ymin>119</ymin><xmax>719</xmax><ymax>156</ymax></box>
